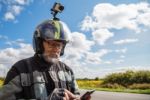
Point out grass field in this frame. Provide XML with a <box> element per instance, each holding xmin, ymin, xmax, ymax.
<box><xmin>0</xmin><ymin>80</ymin><xmax>3</xmax><ymax>88</ymax></box>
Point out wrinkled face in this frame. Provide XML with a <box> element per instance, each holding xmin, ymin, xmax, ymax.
<box><xmin>42</xmin><ymin>40</ymin><xmax>63</xmax><ymax>63</ymax></box>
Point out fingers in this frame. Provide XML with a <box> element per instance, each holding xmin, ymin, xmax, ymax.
<box><xmin>64</xmin><ymin>89</ymin><xmax>76</xmax><ymax>99</ymax></box>
<box><xmin>63</xmin><ymin>97</ymin><xmax>66</xmax><ymax>100</ymax></box>
<box><xmin>63</xmin><ymin>90</ymin><xmax>71</xmax><ymax>100</ymax></box>
<box><xmin>64</xmin><ymin>91</ymin><xmax>70</xmax><ymax>100</ymax></box>
<box><xmin>63</xmin><ymin>89</ymin><xmax>79</xmax><ymax>100</ymax></box>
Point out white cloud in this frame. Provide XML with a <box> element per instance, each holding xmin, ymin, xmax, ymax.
<box><xmin>59</xmin><ymin>22</ymin><xmax>98</xmax><ymax>78</ymax></box>
<box><xmin>80</xmin><ymin>15</ymin><xmax>95</xmax><ymax>31</ymax></box>
<box><xmin>73</xmin><ymin>64</ymin><xmax>150</xmax><ymax>78</ymax></box>
<box><xmin>104</xmin><ymin>61</ymin><xmax>112</xmax><ymax>65</ymax></box>
<box><xmin>81</xmin><ymin>2</ymin><xmax>150</xmax><ymax>33</ymax></box>
<box><xmin>0</xmin><ymin>64</ymin><xmax>8</xmax><ymax>77</ymax></box>
<box><xmin>85</xmin><ymin>52</ymin><xmax>102</xmax><ymax>64</ymax></box>
<box><xmin>114</xmin><ymin>38</ymin><xmax>138</xmax><ymax>45</ymax></box>
<box><xmin>115</xmin><ymin>48</ymin><xmax>127</xmax><ymax>53</ymax></box>
<box><xmin>113</xmin><ymin>65</ymin><xmax>150</xmax><ymax>72</ymax></box>
<box><xmin>94</xmin><ymin>65</ymin><xmax>150</xmax><ymax>78</ymax></box>
<box><xmin>137</xmin><ymin>13</ymin><xmax>150</xmax><ymax>26</ymax></box>
<box><xmin>2</xmin><ymin>0</ymin><xmax>33</xmax><ymax>21</ymax></box>
<box><xmin>70</xmin><ymin>32</ymin><xmax>94</xmax><ymax>52</ymax></box>
<box><xmin>0</xmin><ymin>35</ymin><xmax>8</xmax><ymax>40</ymax></box>
<box><xmin>0</xmin><ymin>43</ymin><xmax>34</xmax><ymax>62</ymax></box>
<box><xmin>73</xmin><ymin>65</ymin><xmax>102</xmax><ymax>78</ymax></box>
<box><xmin>4</xmin><ymin>5</ymin><xmax>23</xmax><ymax>21</ymax></box>
<box><xmin>60</xmin><ymin>24</ymin><xmax>112</xmax><ymax>78</ymax></box>
<box><xmin>127</xmin><ymin>65</ymin><xmax>150</xmax><ymax>71</ymax></box>
<box><xmin>85</xmin><ymin>49</ymin><xmax>110</xmax><ymax>64</ymax></box>
<box><xmin>104</xmin><ymin>61</ymin><xmax>112</xmax><ymax>64</ymax></box>
<box><xmin>92</xmin><ymin>29</ymin><xmax>114</xmax><ymax>45</ymax></box>
<box><xmin>64</xmin><ymin>44</ymin><xmax>128</xmax><ymax>78</ymax></box>
<box><xmin>4</xmin><ymin>12</ymin><xmax>15</xmax><ymax>21</ymax></box>
<box><xmin>115</xmin><ymin>59</ymin><xmax>124</xmax><ymax>64</ymax></box>
<box><xmin>5</xmin><ymin>38</ymin><xmax>25</xmax><ymax>46</ymax></box>
<box><xmin>63</xmin><ymin>32</ymin><xmax>94</xmax><ymax>63</ymax></box>
<box><xmin>12</xmin><ymin>5</ymin><xmax>23</xmax><ymax>15</ymax></box>
<box><xmin>63</xmin><ymin>47</ymin><xmax>110</xmax><ymax>78</ymax></box>
<box><xmin>16</xmin><ymin>38</ymin><xmax>24</xmax><ymax>42</ymax></box>
<box><xmin>81</xmin><ymin>2</ymin><xmax>150</xmax><ymax>45</ymax></box>
<box><xmin>15</xmin><ymin>0</ymin><xmax>28</xmax><ymax>5</ymax></box>
<box><xmin>120</xmin><ymin>55</ymin><xmax>125</xmax><ymax>58</ymax></box>
<box><xmin>0</xmin><ymin>43</ymin><xmax>34</xmax><ymax>77</ymax></box>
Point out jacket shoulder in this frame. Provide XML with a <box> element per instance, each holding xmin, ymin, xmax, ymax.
<box><xmin>4</xmin><ymin>57</ymin><xmax>32</xmax><ymax>84</ymax></box>
<box><xmin>13</xmin><ymin>57</ymin><xmax>33</xmax><ymax>73</ymax></box>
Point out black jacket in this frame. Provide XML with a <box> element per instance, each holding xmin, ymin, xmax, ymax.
<box><xmin>0</xmin><ymin>54</ymin><xmax>80</xmax><ymax>100</ymax></box>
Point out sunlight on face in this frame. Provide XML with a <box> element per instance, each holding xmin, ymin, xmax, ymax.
<box><xmin>42</xmin><ymin>40</ymin><xmax>64</xmax><ymax>63</ymax></box>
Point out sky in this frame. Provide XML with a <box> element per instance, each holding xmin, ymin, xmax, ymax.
<box><xmin>0</xmin><ymin>0</ymin><xmax>150</xmax><ymax>78</ymax></box>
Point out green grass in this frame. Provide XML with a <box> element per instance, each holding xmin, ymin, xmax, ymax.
<box><xmin>80</xmin><ymin>87</ymin><xmax>150</xmax><ymax>94</ymax></box>
<box><xmin>77</xmin><ymin>80</ymin><xmax>150</xmax><ymax>94</ymax></box>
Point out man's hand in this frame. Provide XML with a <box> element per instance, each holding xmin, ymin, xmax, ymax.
<box><xmin>63</xmin><ymin>89</ymin><xmax>79</xmax><ymax>100</ymax></box>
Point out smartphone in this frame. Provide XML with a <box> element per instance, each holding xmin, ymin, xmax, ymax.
<box><xmin>81</xmin><ymin>90</ymin><xmax>95</xmax><ymax>100</ymax></box>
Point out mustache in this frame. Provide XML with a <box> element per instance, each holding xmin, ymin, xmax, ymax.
<box><xmin>42</xmin><ymin>53</ymin><xmax>60</xmax><ymax>63</ymax></box>
<box><xmin>43</xmin><ymin>53</ymin><xmax>59</xmax><ymax>58</ymax></box>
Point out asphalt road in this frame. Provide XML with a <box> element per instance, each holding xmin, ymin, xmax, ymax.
<box><xmin>80</xmin><ymin>90</ymin><xmax>150</xmax><ymax>100</ymax></box>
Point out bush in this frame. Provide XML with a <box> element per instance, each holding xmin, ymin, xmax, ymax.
<box><xmin>128</xmin><ymin>83</ymin><xmax>150</xmax><ymax>89</ymax></box>
<box><xmin>95</xmin><ymin>77</ymin><xmax>99</xmax><ymax>81</ymax></box>
<box><xmin>103</xmin><ymin>70</ymin><xmax>150</xmax><ymax>87</ymax></box>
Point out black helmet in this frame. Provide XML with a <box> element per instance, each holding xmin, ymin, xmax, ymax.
<box><xmin>33</xmin><ymin>19</ymin><xmax>69</xmax><ymax>56</ymax></box>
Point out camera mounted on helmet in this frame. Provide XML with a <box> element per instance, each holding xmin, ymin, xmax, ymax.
<box><xmin>51</xmin><ymin>2</ymin><xmax>64</xmax><ymax>20</ymax></box>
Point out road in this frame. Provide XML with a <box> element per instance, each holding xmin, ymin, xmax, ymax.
<box><xmin>80</xmin><ymin>90</ymin><xmax>150</xmax><ymax>100</ymax></box>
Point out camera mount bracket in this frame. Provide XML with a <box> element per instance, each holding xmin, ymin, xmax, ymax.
<box><xmin>51</xmin><ymin>2</ymin><xmax>64</xmax><ymax>20</ymax></box>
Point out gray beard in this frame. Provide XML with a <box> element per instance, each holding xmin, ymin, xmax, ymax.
<box><xmin>42</xmin><ymin>53</ymin><xmax>59</xmax><ymax>64</ymax></box>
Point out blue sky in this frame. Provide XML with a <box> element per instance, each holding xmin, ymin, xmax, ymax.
<box><xmin>0</xmin><ymin>0</ymin><xmax>150</xmax><ymax>78</ymax></box>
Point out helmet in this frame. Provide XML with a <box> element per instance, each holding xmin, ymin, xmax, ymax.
<box><xmin>33</xmin><ymin>19</ymin><xmax>69</xmax><ymax>56</ymax></box>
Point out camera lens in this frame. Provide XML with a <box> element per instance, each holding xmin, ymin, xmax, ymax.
<box><xmin>59</xmin><ymin>5</ymin><xmax>64</xmax><ymax>11</ymax></box>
